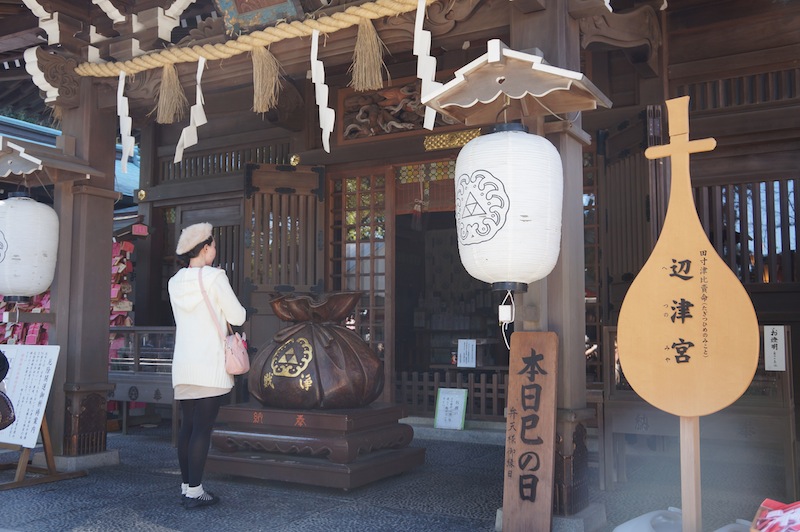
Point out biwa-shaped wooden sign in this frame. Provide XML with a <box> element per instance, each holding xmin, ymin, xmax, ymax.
<box><xmin>617</xmin><ymin>96</ymin><xmax>759</xmax><ymax>418</ymax></box>
<box><xmin>617</xmin><ymin>96</ymin><xmax>760</xmax><ymax>530</ymax></box>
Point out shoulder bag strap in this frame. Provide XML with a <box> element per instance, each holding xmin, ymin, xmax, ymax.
<box><xmin>197</xmin><ymin>268</ymin><xmax>226</xmax><ymax>342</ymax></box>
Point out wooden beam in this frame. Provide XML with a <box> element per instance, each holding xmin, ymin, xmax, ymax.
<box><xmin>0</xmin><ymin>13</ymin><xmax>42</xmax><ymax>54</ymax></box>
<box><xmin>569</xmin><ymin>0</ymin><xmax>611</xmax><ymax>18</ymax></box>
<box><xmin>510</xmin><ymin>0</ymin><xmax>546</xmax><ymax>14</ymax></box>
<box><xmin>137</xmin><ymin>174</ymin><xmax>243</xmax><ymax>203</ymax></box>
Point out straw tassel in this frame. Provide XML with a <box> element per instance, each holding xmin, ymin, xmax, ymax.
<box><xmin>50</xmin><ymin>104</ymin><xmax>63</xmax><ymax>125</ymax></box>
<box><xmin>154</xmin><ymin>64</ymin><xmax>188</xmax><ymax>124</ymax></box>
<box><xmin>252</xmin><ymin>46</ymin><xmax>282</xmax><ymax>113</ymax></box>
<box><xmin>348</xmin><ymin>19</ymin><xmax>386</xmax><ymax>92</ymax></box>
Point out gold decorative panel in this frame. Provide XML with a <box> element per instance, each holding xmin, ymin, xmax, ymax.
<box><xmin>423</xmin><ymin>129</ymin><xmax>481</xmax><ymax>151</ymax></box>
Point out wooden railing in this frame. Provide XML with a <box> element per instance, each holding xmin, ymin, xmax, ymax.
<box><xmin>395</xmin><ymin>370</ymin><xmax>508</xmax><ymax>421</ymax></box>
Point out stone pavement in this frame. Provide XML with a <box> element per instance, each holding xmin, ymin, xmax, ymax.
<box><xmin>0</xmin><ymin>421</ymin><xmax>789</xmax><ymax>531</ymax></box>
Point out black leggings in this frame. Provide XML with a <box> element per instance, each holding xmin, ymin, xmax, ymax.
<box><xmin>177</xmin><ymin>395</ymin><xmax>224</xmax><ymax>487</ymax></box>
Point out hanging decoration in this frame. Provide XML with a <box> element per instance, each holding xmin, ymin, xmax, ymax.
<box><xmin>410</xmin><ymin>173</ymin><xmax>428</xmax><ymax>231</ymax></box>
<box><xmin>348</xmin><ymin>19</ymin><xmax>386</xmax><ymax>92</ymax></box>
<box><xmin>174</xmin><ymin>57</ymin><xmax>208</xmax><ymax>164</ymax></box>
<box><xmin>251</xmin><ymin>46</ymin><xmax>282</xmax><ymax>114</ymax></box>
<box><xmin>74</xmin><ymin>0</ymin><xmax>434</xmax><ymax>79</ymax></box>
<box><xmin>154</xmin><ymin>64</ymin><xmax>189</xmax><ymax>124</ymax></box>
<box><xmin>310</xmin><ymin>29</ymin><xmax>335</xmax><ymax>153</ymax></box>
<box><xmin>420</xmin><ymin>39</ymin><xmax>611</xmax><ymax>294</ymax></box>
<box><xmin>116</xmin><ymin>71</ymin><xmax>135</xmax><ymax>173</ymax></box>
<box><xmin>455</xmin><ymin>123</ymin><xmax>563</xmax><ymax>292</ymax></box>
<box><xmin>413</xmin><ymin>0</ymin><xmax>440</xmax><ymax>130</ymax></box>
<box><xmin>0</xmin><ymin>193</ymin><xmax>59</xmax><ymax>301</ymax></box>
<box><xmin>70</xmin><ymin>0</ymin><xmax>435</xmax><ymax>159</ymax></box>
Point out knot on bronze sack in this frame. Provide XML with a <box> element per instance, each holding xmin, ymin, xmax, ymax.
<box><xmin>270</xmin><ymin>292</ymin><xmax>362</xmax><ymax>323</ymax></box>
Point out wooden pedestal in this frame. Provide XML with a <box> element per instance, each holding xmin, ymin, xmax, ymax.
<box><xmin>206</xmin><ymin>402</ymin><xmax>425</xmax><ymax>489</ymax></box>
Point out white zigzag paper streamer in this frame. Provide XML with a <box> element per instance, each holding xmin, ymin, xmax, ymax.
<box><xmin>174</xmin><ymin>56</ymin><xmax>208</xmax><ymax>164</ymax></box>
<box><xmin>311</xmin><ymin>29</ymin><xmax>335</xmax><ymax>153</ymax></box>
<box><xmin>413</xmin><ymin>0</ymin><xmax>441</xmax><ymax>130</ymax></box>
<box><xmin>117</xmin><ymin>71</ymin><xmax>135</xmax><ymax>173</ymax></box>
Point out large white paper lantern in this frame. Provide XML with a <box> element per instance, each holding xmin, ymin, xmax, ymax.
<box><xmin>455</xmin><ymin>123</ymin><xmax>563</xmax><ymax>292</ymax></box>
<box><xmin>0</xmin><ymin>192</ymin><xmax>59</xmax><ymax>300</ymax></box>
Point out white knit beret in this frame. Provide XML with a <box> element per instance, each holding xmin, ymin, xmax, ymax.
<box><xmin>176</xmin><ymin>222</ymin><xmax>213</xmax><ymax>255</ymax></box>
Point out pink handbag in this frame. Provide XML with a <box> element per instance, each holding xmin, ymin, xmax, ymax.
<box><xmin>223</xmin><ymin>326</ymin><xmax>249</xmax><ymax>375</ymax></box>
<box><xmin>197</xmin><ymin>269</ymin><xmax>250</xmax><ymax>376</ymax></box>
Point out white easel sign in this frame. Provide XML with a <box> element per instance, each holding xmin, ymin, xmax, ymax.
<box><xmin>0</xmin><ymin>345</ymin><xmax>60</xmax><ymax>448</ymax></box>
<box><xmin>764</xmin><ymin>325</ymin><xmax>786</xmax><ymax>372</ymax></box>
<box><xmin>434</xmin><ymin>388</ymin><xmax>467</xmax><ymax>430</ymax></box>
<box><xmin>457</xmin><ymin>339</ymin><xmax>477</xmax><ymax>368</ymax></box>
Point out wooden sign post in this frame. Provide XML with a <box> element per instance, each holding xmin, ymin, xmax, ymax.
<box><xmin>502</xmin><ymin>332</ymin><xmax>558</xmax><ymax>532</ymax></box>
<box><xmin>0</xmin><ymin>344</ymin><xmax>87</xmax><ymax>490</ymax></box>
<box><xmin>617</xmin><ymin>96</ymin><xmax>760</xmax><ymax>531</ymax></box>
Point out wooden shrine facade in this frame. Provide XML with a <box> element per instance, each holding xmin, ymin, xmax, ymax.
<box><xmin>0</xmin><ymin>0</ymin><xmax>799</xmax><ymax>514</ymax></box>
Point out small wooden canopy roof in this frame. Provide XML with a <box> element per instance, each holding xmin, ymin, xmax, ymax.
<box><xmin>422</xmin><ymin>39</ymin><xmax>612</xmax><ymax>126</ymax></box>
<box><xmin>0</xmin><ymin>135</ymin><xmax>106</xmax><ymax>185</ymax></box>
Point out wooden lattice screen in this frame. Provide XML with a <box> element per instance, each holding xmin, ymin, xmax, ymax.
<box><xmin>212</xmin><ymin>224</ymin><xmax>242</xmax><ymax>295</ymax></box>
<box><xmin>695</xmin><ymin>178</ymin><xmax>798</xmax><ymax>284</ymax></box>
<box><xmin>157</xmin><ymin>142</ymin><xmax>292</xmax><ymax>184</ymax></box>
<box><xmin>328</xmin><ymin>169</ymin><xmax>392</xmax><ymax>399</ymax></box>
<box><xmin>245</xmin><ymin>166</ymin><xmax>325</xmax><ymax>293</ymax></box>
<box><xmin>675</xmin><ymin>67</ymin><xmax>800</xmax><ymax>112</ymax></box>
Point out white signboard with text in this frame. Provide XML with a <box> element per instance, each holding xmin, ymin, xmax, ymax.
<box><xmin>457</xmin><ymin>339</ymin><xmax>477</xmax><ymax>368</ymax></box>
<box><xmin>764</xmin><ymin>325</ymin><xmax>786</xmax><ymax>372</ymax></box>
<box><xmin>434</xmin><ymin>388</ymin><xmax>467</xmax><ymax>430</ymax></box>
<box><xmin>0</xmin><ymin>344</ymin><xmax>60</xmax><ymax>448</ymax></box>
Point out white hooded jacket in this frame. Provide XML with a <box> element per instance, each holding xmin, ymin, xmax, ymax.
<box><xmin>168</xmin><ymin>266</ymin><xmax>246</xmax><ymax>391</ymax></box>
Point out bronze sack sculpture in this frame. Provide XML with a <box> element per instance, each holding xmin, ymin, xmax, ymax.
<box><xmin>248</xmin><ymin>292</ymin><xmax>384</xmax><ymax>409</ymax></box>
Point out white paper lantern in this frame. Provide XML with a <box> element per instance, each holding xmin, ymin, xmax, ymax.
<box><xmin>0</xmin><ymin>193</ymin><xmax>59</xmax><ymax>300</ymax></box>
<box><xmin>455</xmin><ymin>123</ymin><xmax>563</xmax><ymax>291</ymax></box>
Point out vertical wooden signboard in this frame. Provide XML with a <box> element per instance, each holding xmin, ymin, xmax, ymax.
<box><xmin>617</xmin><ymin>97</ymin><xmax>760</xmax><ymax>531</ymax></box>
<box><xmin>502</xmin><ymin>332</ymin><xmax>558</xmax><ymax>532</ymax></box>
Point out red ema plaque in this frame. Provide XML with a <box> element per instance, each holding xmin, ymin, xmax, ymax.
<box><xmin>131</xmin><ymin>224</ymin><xmax>148</xmax><ymax>236</ymax></box>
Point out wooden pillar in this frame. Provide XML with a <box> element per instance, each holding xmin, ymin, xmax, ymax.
<box><xmin>47</xmin><ymin>77</ymin><xmax>118</xmax><ymax>456</ymax></box>
<box><xmin>511</xmin><ymin>1</ymin><xmax>592</xmax><ymax>515</ymax></box>
<box><xmin>132</xmin><ymin>122</ymin><xmax>161</xmax><ymax>326</ymax></box>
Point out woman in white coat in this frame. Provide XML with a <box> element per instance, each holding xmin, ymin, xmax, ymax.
<box><xmin>169</xmin><ymin>222</ymin><xmax>246</xmax><ymax>509</ymax></box>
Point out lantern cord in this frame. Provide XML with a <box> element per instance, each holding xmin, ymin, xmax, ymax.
<box><xmin>495</xmin><ymin>98</ymin><xmax>512</xmax><ymax>124</ymax></box>
<box><xmin>500</xmin><ymin>290</ymin><xmax>515</xmax><ymax>351</ymax></box>
<box><xmin>34</xmin><ymin>172</ymin><xmax>54</xmax><ymax>202</ymax></box>
<box><xmin>532</xmin><ymin>95</ymin><xmax>581</xmax><ymax>124</ymax></box>
<box><xmin>532</xmin><ymin>95</ymin><xmax>562</xmax><ymax>120</ymax></box>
